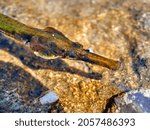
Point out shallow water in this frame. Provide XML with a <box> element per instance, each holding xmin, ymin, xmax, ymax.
<box><xmin>0</xmin><ymin>0</ymin><xmax>150</xmax><ymax>112</ymax></box>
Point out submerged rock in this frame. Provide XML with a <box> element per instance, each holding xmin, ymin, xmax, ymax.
<box><xmin>115</xmin><ymin>89</ymin><xmax>150</xmax><ymax>113</ymax></box>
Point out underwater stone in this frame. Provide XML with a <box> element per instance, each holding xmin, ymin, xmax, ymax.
<box><xmin>115</xmin><ymin>89</ymin><xmax>150</xmax><ymax>113</ymax></box>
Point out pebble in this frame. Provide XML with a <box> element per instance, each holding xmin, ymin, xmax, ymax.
<box><xmin>40</xmin><ymin>91</ymin><xmax>59</xmax><ymax>105</ymax></box>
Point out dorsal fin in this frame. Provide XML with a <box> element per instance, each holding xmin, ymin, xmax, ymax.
<box><xmin>43</xmin><ymin>27</ymin><xmax>67</xmax><ymax>39</ymax></box>
<box><xmin>43</xmin><ymin>27</ymin><xmax>58</xmax><ymax>33</ymax></box>
<box><xmin>43</xmin><ymin>27</ymin><xmax>83</xmax><ymax>49</ymax></box>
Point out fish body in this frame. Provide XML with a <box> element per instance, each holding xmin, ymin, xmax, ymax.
<box><xmin>0</xmin><ymin>13</ymin><xmax>120</xmax><ymax>70</ymax></box>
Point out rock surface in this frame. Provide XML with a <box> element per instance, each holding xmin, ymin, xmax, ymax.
<box><xmin>115</xmin><ymin>89</ymin><xmax>150</xmax><ymax>113</ymax></box>
<box><xmin>0</xmin><ymin>0</ymin><xmax>150</xmax><ymax>112</ymax></box>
